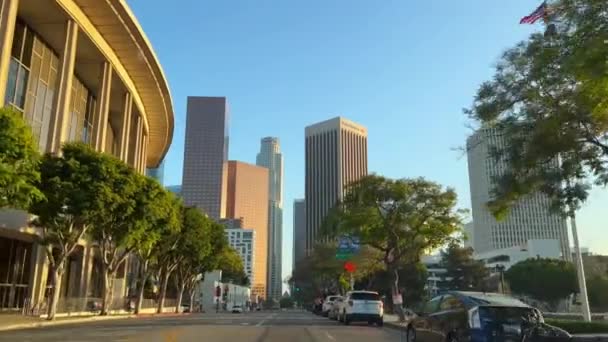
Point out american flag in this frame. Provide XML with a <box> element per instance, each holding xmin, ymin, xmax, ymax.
<box><xmin>520</xmin><ymin>1</ymin><xmax>547</xmax><ymax>24</ymax></box>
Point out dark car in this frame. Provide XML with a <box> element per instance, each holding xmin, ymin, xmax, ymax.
<box><xmin>405</xmin><ymin>291</ymin><xmax>571</xmax><ymax>342</ymax></box>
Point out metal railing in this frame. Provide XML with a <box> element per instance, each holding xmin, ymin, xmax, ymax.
<box><xmin>0</xmin><ymin>283</ymin><xmax>28</xmax><ymax>311</ymax></box>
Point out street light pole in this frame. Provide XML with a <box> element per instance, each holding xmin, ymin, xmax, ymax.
<box><xmin>570</xmin><ymin>214</ymin><xmax>591</xmax><ymax>321</ymax></box>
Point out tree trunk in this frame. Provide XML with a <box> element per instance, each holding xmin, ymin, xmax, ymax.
<box><xmin>175</xmin><ymin>282</ymin><xmax>185</xmax><ymax>313</ymax></box>
<box><xmin>391</xmin><ymin>267</ymin><xmax>405</xmax><ymax>322</ymax></box>
<box><xmin>100</xmin><ymin>267</ymin><xmax>116</xmax><ymax>316</ymax></box>
<box><xmin>135</xmin><ymin>260</ymin><xmax>149</xmax><ymax>315</ymax></box>
<box><xmin>188</xmin><ymin>290</ymin><xmax>195</xmax><ymax>313</ymax></box>
<box><xmin>156</xmin><ymin>269</ymin><xmax>170</xmax><ymax>314</ymax></box>
<box><xmin>46</xmin><ymin>265</ymin><xmax>64</xmax><ymax>321</ymax></box>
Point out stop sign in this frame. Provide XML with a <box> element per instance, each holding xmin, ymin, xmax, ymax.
<box><xmin>344</xmin><ymin>261</ymin><xmax>356</xmax><ymax>273</ymax></box>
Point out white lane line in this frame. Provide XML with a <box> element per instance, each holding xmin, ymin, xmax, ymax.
<box><xmin>255</xmin><ymin>313</ymin><xmax>275</xmax><ymax>326</ymax></box>
<box><xmin>324</xmin><ymin>331</ymin><xmax>336</xmax><ymax>341</ymax></box>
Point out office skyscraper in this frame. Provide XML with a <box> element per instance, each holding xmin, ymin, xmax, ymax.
<box><xmin>305</xmin><ymin>117</ymin><xmax>368</xmax><ymax>255</ymax></box>
<box><xmin>467</xmin><ymin>127</ymin><xmax>571</xmax><ymax>259</ymax></box>
<box><xmin>182</xmin><ymin>97</ymin><xmax>229</xmax><ymax>220</ymax></box>
<box><xmin>225</xmin><ymin>161</ymin><xmax>270</xmax><ymax>299</ymax></box>
<box><xmin>256</xmin><ymin>137</ymin><xmax>284</xmax><ymax>300</ymax></box>
<box><xmin>293</xmin><ymin>199</ymin><xmax>306</xmax><ymax>269</ymax></box>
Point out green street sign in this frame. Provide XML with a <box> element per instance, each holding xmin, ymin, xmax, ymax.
<box><xmin>336</xmin><ymin>252</ymin><xmax>353</xmax><ymax>260</ymax></box>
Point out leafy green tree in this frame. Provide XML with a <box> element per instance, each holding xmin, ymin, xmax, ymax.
<box><xmin>587</xmin><ymin>276</ymin><xmax>608</xmax><ymax>312</ymax></box>
<box><xmin>505</xmin><ymin>258</ymin><xmax>577</xmax><ymax>310</ymax></box>
<box><xmin>440</xmin><ymin>243</ymin><xmax>489</xmax><ymax>291</ymax></box>
<box><xmin>465</xmin><ymin>0</ymin><xmax>608</xmax><ymax>218</ymax></box>
<box><xmin>220</xmin><ymin>247</ymin><xmax>248</xmax><ymax>286</ymax></box>
<box><xmin>30</xmin><ymin>143</ymin><xmax>111</xmax><ymax>320</ymax></box>
<box><xmin>0</xmin><ymin>107</ymin><xmax>42</xmax><ymax>209</ymax></box>
<box><xmin>86</xmin><ymin>154</ymin><xmax>143</xmax><ymax>315</ymax></box>
<box><xmin>131</xmin><ymin>177</ymin><xmax>180</xmax><ymax>314</ymax></box>
<box><xmin>173</xmin><ymin>207</ymin><xmax>212</xmax><ymax>313</ymax></box>
<box><xmin>357</xmin><ymin>262</ymin><xmax>429</xmax><ymax>309</ymax></box>
<box><xmin>324</xmin><ymin>175</ymin><xmax>463</xmax><ymax>319</ymax></box>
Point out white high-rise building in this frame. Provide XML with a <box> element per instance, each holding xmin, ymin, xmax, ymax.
<box><xmin>224</xmin><ymin>228</ymin><xmax>255</xmax><ymax>282</ymax></box>
<box><xmin>466</xmin><ymin>127</ymin><xmax>571</xmax><ymax>259</ymax></box>
<box><xmin>256</xmin><ymin>137</ymin><xmax>283</xmax><ymax>300</ymax></box>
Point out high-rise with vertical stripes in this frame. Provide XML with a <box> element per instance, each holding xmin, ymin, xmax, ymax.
<box><xmin>305</xmin><ymin>117</ymin><xmax>368</xmax><ymax>255</ymax></box>
<box><xmin>256</xmin><ymin>137</ymin><xmax>284</xmax><ymax>300</ymax></box>
<box><xmin>467</xmin><ymin>127</ymin><xmax>571</xmax><ymax>260</ymax></box>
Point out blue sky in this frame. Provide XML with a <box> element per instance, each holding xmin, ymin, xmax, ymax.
<box><xmin>128</xmin><ymin>0</ymin><xmax>608</xmax><ymax>282</ymax></box>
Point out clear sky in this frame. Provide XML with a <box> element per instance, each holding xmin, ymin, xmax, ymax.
<box><xmin>128</xmin><ymin>0</ymin><xmax>608</xmax><ymax>284</ymax></box>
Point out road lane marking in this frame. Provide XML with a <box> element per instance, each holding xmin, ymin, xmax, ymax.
<box><xmin>324</xmin><ymin>331</ymin><xmax>336</xmax><ymax>341</ymax></box>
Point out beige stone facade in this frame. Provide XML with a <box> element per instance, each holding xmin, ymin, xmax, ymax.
<box><xmin>0</xmin><ymin>0</ymin><xmax>173</xmax><ymax>312</ymax></box>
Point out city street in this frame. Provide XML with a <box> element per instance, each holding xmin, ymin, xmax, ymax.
<box><xmin>0</xmin><ymin>310</ymin><xmax>405</xmax><ymax>342</ymax></box>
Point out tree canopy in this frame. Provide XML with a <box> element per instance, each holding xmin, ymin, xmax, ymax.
<box><xmin>465</xmin><ymin>0</ymin><xmax>608</xmax><ymax>218</ymax></box>
<box><xmin>440</xmin><ymin>243</ymin><xmax>489</xmax><ymax>291</ymax></box>
<box><xmin>505</xmin><ymin>258</ymin><xmax>577</xmax><ymax>309</ymax></box>
<box><xmin>0</xmin><ymin>107</ymin><xmax>42</xmax><ymax>209</ymax></box>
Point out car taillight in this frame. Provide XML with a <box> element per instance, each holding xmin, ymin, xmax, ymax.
<box><xmin>348</xmin><ymin>300</ymin><xmax>354</xmax><ymax>306</ymax></box>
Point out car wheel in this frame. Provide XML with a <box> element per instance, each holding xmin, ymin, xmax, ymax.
<box><xmin>447</xmin><ymin>333</ymin><xmax>459</xmax><ymax>342</ymax></box>
<box><xmin>407</xmin><ymin>327</ymin><xmax>416</xmax><ymax>342</ymax></box>
<box><xmin>376</xmin><ymin>318</ymin><xmax>383</xmax><ymax>327</ymax></box>
<box><xmin>344</xmin><ymin>315</ymin><xmax>351</xmax><ymax>325</ymax></box>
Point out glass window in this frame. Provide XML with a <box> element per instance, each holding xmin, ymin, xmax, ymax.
<box><xmin>440</xmin><ymin>295</ymin><xmax>464</xmax><ymax>311</ymax></box>
<box><xmin>423</xmin><ymin>296</ymin><xmax>442</xmax><ymax>314</ymax></box>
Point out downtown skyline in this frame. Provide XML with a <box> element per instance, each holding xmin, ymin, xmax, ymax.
<box><xmin>135</xmin><ymin>0</ymin><xmax>608</xmax><ymax>283</ymax></box>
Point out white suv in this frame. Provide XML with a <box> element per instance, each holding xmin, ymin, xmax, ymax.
<box><xmin>322</xmin><ymin>295</ymin><xmax>341</xmax><ymax>317</ymax></box>
<box><xmin>342</xmin><ymin>291</ymin><xmax>383</xmax><ymax>326</ymax></box>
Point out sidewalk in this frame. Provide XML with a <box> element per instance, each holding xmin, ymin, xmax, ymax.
<box><xmin>0</xmin><ymin>311</ymin><xmax>188</xmax><ymax>332</ymax></box>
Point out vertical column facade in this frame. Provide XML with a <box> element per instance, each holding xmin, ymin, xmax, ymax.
<box><xmin>92</xmin><ymin>62</ymin><xmax>112</xmax><ymax>152</ymax></box>
<box><xmin>118</xmin><ymin>92</ymin><xmax>132</xmax><ymax>161</ymax></box>
<box><xmin>0</xmin><ymin>0</ymin><xmax>19</xmax><ymax>105</ymax></box>
<box><xmin>48</xmin><ymin>20</ymin><xmax>78</xmax><ymax>153</ymax></box>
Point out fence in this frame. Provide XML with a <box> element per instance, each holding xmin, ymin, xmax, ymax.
<box><xmin>0</xmin><ymin>283</ymin><xmax>28</xmax><ymax>311</ymax></box>
<box><xmin>21</xmin><ymin>296</ymin><xmax>180</xmax><ymax>316</ymax></box>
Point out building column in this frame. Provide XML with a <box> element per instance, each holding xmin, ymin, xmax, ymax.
<box><xmin>28</xmin><ymin>243</ymin><xmax>49</xmax><ymax>310</ymax></box>
<box><xmin>47</xmin><ymin>20</ymin><xmax>78</xmax><ymax>153</ymax></box>
<box><xmin>79</xmin><ymin>245</ymin><xmax>92</xmax><ymax>298</ymax></box>
<box><xmin>140</xmin><ymin>132</ymin><xmax>147</xmax><ymax>173</ymax></box>
<box><xmin>133</xmin><ymin>114</ymin><xmax>142</xmax><ymax>171</ymax></box>
<box><xmin>118</xmin><ymin>92</ymin><xmax>132</xmax><ymax>161</ymax></box>
<box><xmin>92</xmin><ymin>62</ymin><xmax>112</xmax><ymax>152</ymax></box>
<box><xmin>0</xmin><ymin>0</ymin><xmax>19</xmax><ymax>105</ymax></box>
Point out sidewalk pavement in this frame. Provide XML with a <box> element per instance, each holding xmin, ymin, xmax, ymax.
<box><xmin>0</xmin><ymin>311</ymin><xmax>189</xmax><ymax>332</ymax></box>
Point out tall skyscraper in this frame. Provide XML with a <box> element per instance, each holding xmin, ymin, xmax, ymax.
<box><xmin>256</xmin><ymin>137</ymin><xmax>284</xmax><ymax>300</ymax></box>
<box><xmin>182</xmin><ymin>97</ymin><xmax>229</xmax><ymax>220</ymax></box>
<box><xmin>305</xmin><ymin>117</ymin><xmax>368</xmax><ymax>255</ymax></box>
<box><xmin>467</xmin><ymin>127</ymin><xmax>571</xmax><ymax>259</ymax></box>
<box><xmin>293</xmin><ymin>199</ymin><xmax>306</xmax><ymax>269</ymax></box>
<box><xmin>225</xmin><ymin>161</ymin><xmax>270</xmax><ymax>299</ymax></box>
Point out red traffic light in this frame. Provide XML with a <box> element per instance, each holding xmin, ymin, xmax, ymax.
<box><xmin>344</xmin><ymin>261</ymin><xmax>356</xmax><ymax>273</ymax></box>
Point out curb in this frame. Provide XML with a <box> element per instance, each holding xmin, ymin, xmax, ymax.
<box><xmin>0</xmin><ymin>314</ymin><xmax>136</xmax><ymax>332</ymax></box>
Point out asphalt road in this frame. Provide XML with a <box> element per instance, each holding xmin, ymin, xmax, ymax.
<box><xmin>0</xmin><ymin>310</ymin><xmax>406</xmax><ymax>342</ymax></box>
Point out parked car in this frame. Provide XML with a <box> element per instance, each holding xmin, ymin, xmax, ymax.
<box><xmin>328</xmin><ymin>296</ymin><xmax>343</xmax><ymax>320</ymax></box>
<box><xmin>231</xmin><ymin>305</ymin><xmax>243</xmax><ymax>313</ymax></box>
<box><xmin>341</xmin><ymin>290</ymin><xmax>384</xmax><ymax>326</ymax></box>
<box><xmin>322</xmin><ymin>295</ymin><xmax>341</xmax><ymax>317</ymax></box>
<box><xmin>405</xmin><ymin>291</ymin><xmax>571</xmax><ymax>342</ymax></box>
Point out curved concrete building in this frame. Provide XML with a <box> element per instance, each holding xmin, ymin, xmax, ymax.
<box><xmin>0</xmin><ymin>0</ymin><xmax>173</xmax><ymax>311</ymax></box>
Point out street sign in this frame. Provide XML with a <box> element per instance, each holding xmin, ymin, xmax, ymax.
<box><xmin>336</xmin><ymin>235</ymin><xmax>361</xmax><ymax>260</ymax></box>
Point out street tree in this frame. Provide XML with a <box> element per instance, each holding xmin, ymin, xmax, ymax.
<box><xmin>30</xmin><ymin>143</ymin><xmax>112</xmax><ymax>320</ymax></box>
<box><xmin>440</xmin><ymin>242</ymin><xmax>489</xmax><ymax>291</ymax></box>
<box><xmin>465</xmin><ymin>0</ymin><xmax>607</xmax><ymax>321</ymax></box>
<box><xmin>173</xmin><ymin>207</ymin><xmax>213</xmax><ymax>313</ymax></box>
<box><xmin>0</xmin><ymin>107</ymin><xmax>42</xmax><ymax>209</ymax></box>
<box><xmin>87</xmin><ymin>155</ymin><xmax>143</xmax><ymax>315</ymax></box>
<box><xmin>324</xmin><ymin>175</ymin><xmax>463</xmax><ymax>320</ymax></box>
<box><xmin>131</xmin><ymin>177</ymin><xmax>180</xmax><ymax>314</ymax></box>
<box><xmin>505</xmin><ymin>258</ymin><xmax>577</xmax><ymax>310</ymax></box>
<box><xmin>220</xmin><ymin>247</ymin><xmax>248</xmax><ymax>286</ymax></box>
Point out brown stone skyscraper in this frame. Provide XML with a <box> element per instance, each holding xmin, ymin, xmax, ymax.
<box><xmin>226</xmin><ymin>161</ymin><xmax>269</xmax><ymax>299</ymax></box>
<box><xmin>182</xmin><ymin>97</ymin><xmax>229</xmax><ymax>219</ymax></box>
<box><xmin>305</xmin><ymin>117</ymin><xmax>368</xmax><ymax>255</ymax></box>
